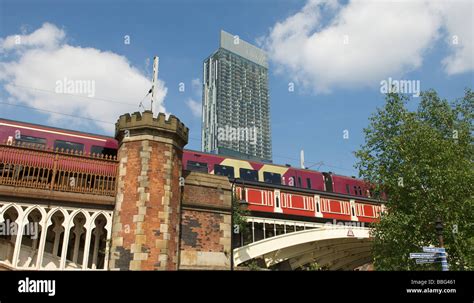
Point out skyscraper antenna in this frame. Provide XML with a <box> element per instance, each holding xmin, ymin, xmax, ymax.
<box><xmin>150</xmin><ymin>56</ymin><xmax>159</xmax><ymax>113</ymax></box>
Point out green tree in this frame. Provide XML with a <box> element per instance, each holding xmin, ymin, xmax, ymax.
<box><xmin>232</xmin><ymin>190</ymin><xmax>249</xmax><ymax>235</ymax></box>
<box><xmin>355</xmin><ymin>89</ymin><xmax>474</xmax><ymax>270</ymax></box>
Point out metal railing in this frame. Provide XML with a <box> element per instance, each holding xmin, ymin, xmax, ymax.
<box><xmin>0</xmin><ymin>141</ymin><xmax>118</xmax><ymax>196</ymax></box>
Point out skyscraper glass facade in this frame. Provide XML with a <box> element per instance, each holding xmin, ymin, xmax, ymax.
<box><xmin>201</xmin><ymin>30</ymin><xmax>272</xmax><ymax>162</ymax></box>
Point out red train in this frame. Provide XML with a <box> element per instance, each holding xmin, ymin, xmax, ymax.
<box><xmin>183</xmin><ymin>150</ymin><xmax>377</xmax><ymax>199</ymax></box>
<box><xmin>0</xmin><ymin>118</ymin><xmax>384</xmax><ymax>223</ymax></box>
<box><xmin>234</xmin><ymin>184</ymin><xmax>382</xmax><ymax>223</ymax></box>
<box><xmin>183</xmin><ymin>150</ymin><xmax>384</xmax><ymax>223</ymax></box>
<box><xmin>0</xmin><ymin>118</ymin><xmax>118</xmax><ymax>157</ymax></box>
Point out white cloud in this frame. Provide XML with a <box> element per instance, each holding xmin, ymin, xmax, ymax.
<box><xmin>439</xmin><ymin>2</ymin><xmax>474</xmax><ymax>75</ymax></box>
<box><xmin>264</xmin><ymin>0</ymin><xmax>473</xmax><ymax>93</ymax></box>
<box><xmin>186</xmin><ymin>98</ymin><xmax>201</xmax><ymax>118</ymax></box>
<box><xmin>0</xmin><ymin>23</ymin><xmax>167</xmax><ymax>133</ymax></box>
<box><xmin>0</xmin><ymin>23</ymin><xmax>66</xmax><ymax>51</ymax></box>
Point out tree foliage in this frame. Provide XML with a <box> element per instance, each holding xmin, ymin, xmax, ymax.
<box><xmin>232</xmin><ymin>189</ymin><xmax>249</xmax><ymax>235</ymax></box>
<box><xmin>355</xmin><ymin>89</ymin><xmax>474</xmax><ymax>270</ymax></box>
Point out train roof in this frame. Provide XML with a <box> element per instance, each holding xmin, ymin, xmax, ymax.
<box><xmin>1</xmin><ymin>118</ymin><xmax>368</xmax><ymax>183</ymax></box>
<box><xmin>0</xmin><ymin>117</ymin><xmax>116</xmax><ymax>140</ymax></box>
<box><xmin>183</xmin><ymin>148</ymin><xmax>363</xmax><ymax>179</ymax></box>
<box><xmin>331</xmin><ymin>173</ymin><xmax>366</xmax><ymax>182</ymax></box>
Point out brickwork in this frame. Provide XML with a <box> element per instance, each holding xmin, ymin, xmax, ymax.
<box><xmin>179</xmin><ymin>172</ymin><xmax>232</xmax><ymax>270</ymax></box>
<box><xmin>109</xmin><ymin>111</ymin><xmax>187</xmax><ymax>270</ymax></box>
<box><xmin>109</xmin><ymin>110</ymin><xmax>232</xmax><ymax>271</ymax></box>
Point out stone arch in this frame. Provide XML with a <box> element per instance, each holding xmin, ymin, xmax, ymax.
<box><xmin>45</xmin><ymin>207</ymin><xmax>69</xmax><ymax>227</ymax></box>
<box><xmin>64</xmin><ymin>210</ymin><xmax>89</xmax><ymax>267</ymax></box>
<box><xmin>17</xmin><ymin>207</ymin><xmax>45</xmax><ymax>268</ymax></box>
<box><xmin>66</xmin><ymin>209</ymin><xmax>91</xmax><ymax>229</ymax></box>
<box><xmin>89</xmin><ymin>211</ymin><xmax>111</xmax><ymax>227</ymax></box>
<box><xmin>21</xmin><ymin>205</ymin><xmax>47</xmax><ymax>225</ymax></box>
<box><xmin>0</xmin><ymin>204</ymin><xmax>21</xmax><ymax>265</ymax></box>
<box><xmin>87</xmin><ymin>213</ymin><xmax>109</xmax><ymax>269</ymax></box>
<box><xmin>0</xmin><ymin>203</ymin><xmax>23</xmax><ymax>222</ymax></box>
<box><xmin>42</xmin><ymin>208</ymin><xmax>68</xmax><ymax>268</ymax></box>
<box><xmin>0</xmin><ymin>202</ymin><xmax>115</xmax><ymax>270</ymax></box>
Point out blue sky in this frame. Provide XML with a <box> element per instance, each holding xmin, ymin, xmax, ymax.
<box><xmin>0</xmin><ymin>0</ymin><xmax>473</xmax><ymax>176</ymax></box>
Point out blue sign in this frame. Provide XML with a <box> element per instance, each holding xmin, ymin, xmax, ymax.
<box><xmin>411</xmin><ymin>247</ymin><xmax>450</xmax><ymax>271</ymax></box>
<box><xmin>416</xmin><ymin>259</ymin><xmax>437</xmax><ymax>264</ymax></box>
<box><xmin>423</xmin><ymin>247</ymin><xmax>445</xmax><ymax>253</ymax></box>
<box><xmin>410</xmin><ymin>253</ymin><xmax>437</xmax><ymax>259</ymax></box>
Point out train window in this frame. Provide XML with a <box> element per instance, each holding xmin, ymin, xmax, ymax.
<box><xmin>298</xmin><ymin>177</ymin><xmax>302</xmax><ymax>187</ymax></box>
<box><xmin>354</xmin><ymin>186</ymin><xmax>358</xmax><ymax>195</ymax></box>
<box><xmin>263</xmin><ymin>172</ymin><xmax>281</xmax><ymax>184</ymax></box>
<box><xmin>346</xmin><ymin>184</ymin><xmax>350</xmax><ymax>194</ymax></box>
<box><xmin>214</xmin><ymin>164</ymin><xmax>234</xmax><ymax>179</ymax></box>
<box><xmin>186</xmin><ymin>161</ymin><xmax>208</xmax><ymax>173</ymax></box>
<box><xmin>17</xmin><ymin>135</ymin><xmax>46</xmax><ymax>146</ymax></box>
<box><xmin>358</xmin><ymin>187</ymin><xmax>363</xmax><ymax>196</ymax></box>
<box><xmin>239</xmin><ymin>168</ymin><xmax>258</xmax><ymax>182</ymax></box>
<box><xmin>323</xmin><ymin>173</ymin><xmax>333</xmax><ymax>192</ymax></box>
<box><xmin>54</xmin><ymin>140</ymin><xmax>84</xmax><ymax>153</ymax></box>
<box><xmin>306</xmin><ymin>178</ymin><xmax>312</xmax><ymax>189</ymax></box>
<box><xmin>91</xmin><ymin>145</ymin><xmax>117</xmax><ymax>157</ymax></box>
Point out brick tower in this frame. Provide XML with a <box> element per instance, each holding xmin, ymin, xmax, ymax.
<box><xmin>109</xmin><ymin>111</ymin><xmax>189</xmax><ymax>270</ymax></box>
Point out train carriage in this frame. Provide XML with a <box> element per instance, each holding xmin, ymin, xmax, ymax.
<box><xmin>183</xmin><ymin>149</ymin><xmax>374</xmax><ymax>198</ymax></box>
<box><xmin>0</xmin><ymin>118</ymin><xmax>118</xmax><ymax>157</ymax></box>
<box><xmin>235</xmin><ymin>183</ymin><xmax>382</xmax><ymax>224</ymax></box>
<box><xmin>0</xmin><ymin>118</ymin><xmax>384</xmax><ymax>223</ymax></box>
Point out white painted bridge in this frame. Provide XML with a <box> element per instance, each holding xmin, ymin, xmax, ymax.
<box><xmin>233</xmin><ymin>224</ymin><xmax>373</xmax><ymax>270</ymax></box>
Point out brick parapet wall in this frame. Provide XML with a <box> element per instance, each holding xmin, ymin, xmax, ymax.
<box><xmin>179</xmin><ymin>171</ymin><xmax>232</xmax><ymax>270</ymax></box>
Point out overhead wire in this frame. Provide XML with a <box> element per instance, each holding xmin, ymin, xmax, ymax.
<box><xmin>8</xmin><ymin>83</ymin><xmax>139</xmax><ymax>106</ymax></box>
<box><xmin>1</xmin><ymin>101</ymin><xmax>115</xmax><ymax>125</ymax></box>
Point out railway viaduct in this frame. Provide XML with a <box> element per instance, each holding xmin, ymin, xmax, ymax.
<box><xmin>0</xmin><ymin>110</ymin><xmax>377</xmax><ymax>270</ymax></box>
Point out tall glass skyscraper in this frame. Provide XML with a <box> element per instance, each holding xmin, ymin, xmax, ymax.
<box><xmin>201</xmin><ymin>30</ymin><xmax>272</xmax><ymax>162</ymax></box>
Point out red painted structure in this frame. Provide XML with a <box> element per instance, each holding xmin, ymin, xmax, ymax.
<box><xmin>183</xmin><ymin>150</ymin><xmax>375</xmax><ymax>198</ymax></box>
<box><xmin>0</xmin><ymin>118</ymin><xmax>118</xmax><ymax>156</ymax></box>
<box><xmin>235</xmin><ymin>184</ymin><xmax>382</xmax><ymax>223</ymax></box>
<box><xmin>0</xmin><ymin>118</ymin><xmax>384</xmax><ymax>221</ymax></box>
